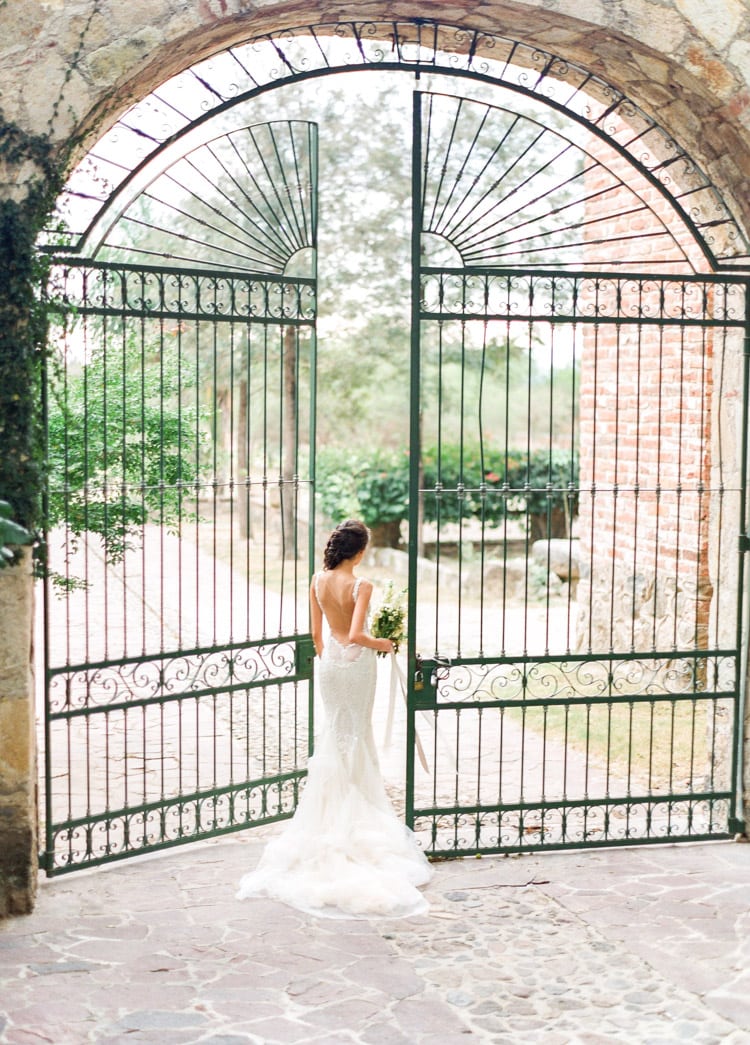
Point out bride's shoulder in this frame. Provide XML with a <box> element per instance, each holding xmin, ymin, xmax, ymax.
<box><xmin>353</xmin><ymin>576</ymin><xmax>374</xmax><ymax>599</ymax></box>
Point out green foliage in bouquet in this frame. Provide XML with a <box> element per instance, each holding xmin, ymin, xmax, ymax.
<box><xmin>371</xmin><ymin>582</ymin><xmax>407</xmax><ymax>657</ymax></box>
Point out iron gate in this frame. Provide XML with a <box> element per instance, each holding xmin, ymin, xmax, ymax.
<box><xmin>42</xmin><ymin>121</ymin><xmax>318</xmax><ymax>874</ymax></box>
<box><xmin>41</xmin><ymin>41</ymin><xmax>750</xmax><ymax>872</ymax></box>
<box><xmin>406</xmin><ymin>91</ymin><xmax>749</xmax><ymax>856</ymax></box>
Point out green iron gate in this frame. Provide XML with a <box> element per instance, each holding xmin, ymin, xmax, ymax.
<box><xmin>406</xmin><ymin>91</ymin><xmax>749</xmax><ymax>856</ymax></box>
<box><xmin>41</xmin><ymin>36</ymin><xmax>750</xmax><ymax>872</ymax></box>
<box><xmin>42</xmin><ymin>121</ymin><xmax>318</xmax><ymax>874</ymax></box>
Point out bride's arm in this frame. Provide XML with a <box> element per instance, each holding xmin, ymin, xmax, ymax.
<box><xmin>349</xmin><ymin>579</ymin><xmax>393</xmax><ymax>654</ymax></box>
<box><xmin>310</xmin><ymin>577</ymin><xmax>324</xmax><ymax>656</ymax></box>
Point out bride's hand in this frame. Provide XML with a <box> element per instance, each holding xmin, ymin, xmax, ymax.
<box><xmin>378</xmin><ymin>638</ymin><xmax>394</xmax><ymax>654</ymax></box>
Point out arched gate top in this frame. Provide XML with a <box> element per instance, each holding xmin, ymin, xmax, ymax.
<box><xmin>49</xmin><ymin>18</ymin><xmax>750</xmax><ymax>273</ymax></box>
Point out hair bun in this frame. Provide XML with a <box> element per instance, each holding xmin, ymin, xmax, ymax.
<box><xmin>323</xmin><ymin>519</ymin><xmax>370</xmax><ymax>570</ymax></box>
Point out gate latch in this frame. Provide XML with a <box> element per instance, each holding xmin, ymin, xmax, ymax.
<box><xmin>413</xmin><ymin>654</ymin><xmax>424</xmax><ymax>692</ymax></box>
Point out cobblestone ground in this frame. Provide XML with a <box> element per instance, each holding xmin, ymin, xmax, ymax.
<box><xmin>22</xmin><ymin>530</ymin><xmax>750</xmax><ymax>1041</ymax></box>
<box><xmin>1</xmin><ymin>836</ymin><xmax>749</xmax><ymax>1044</ymax></box>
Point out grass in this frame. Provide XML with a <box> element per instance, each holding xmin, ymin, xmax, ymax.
<box><xmin>511</xmin><ymin>698</ymin><xmax>710</xmax><ymax>794</ymax></box>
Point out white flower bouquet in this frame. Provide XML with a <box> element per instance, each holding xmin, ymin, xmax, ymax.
<box><xmin>371</xmin><ymin>582</ymin><xmax>407</xmax><ymax>657</ymax></box>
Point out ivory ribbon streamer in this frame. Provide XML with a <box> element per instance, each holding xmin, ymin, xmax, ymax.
<box><xmin>384</xmin><ymin>652</ymin><xmax>428</xmax><ymax>773</ymax></box>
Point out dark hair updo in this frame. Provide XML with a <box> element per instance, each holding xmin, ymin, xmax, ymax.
<box><xmin>323</xmin><ymin>519</ymin><xmax>370</xmax><ymax>570</ymax></box>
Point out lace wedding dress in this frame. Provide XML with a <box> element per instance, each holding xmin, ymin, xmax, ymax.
<box><xmin>237</xmin><ymin>576</ymin><xmax>432</xmax><ymax>919</ymax></box>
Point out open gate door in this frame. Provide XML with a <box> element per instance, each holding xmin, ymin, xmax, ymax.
<box><xmin>42</xmin><ymin>121</ymin><xmax>318</xmax><ymax>873</ymax></box>
<box><xmin>407</xmin><ymin>91</ymin><xmax>748</xmax><ymax>856</ymax></box>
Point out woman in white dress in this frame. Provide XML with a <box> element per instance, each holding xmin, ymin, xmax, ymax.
<box><xmin>237</xmin><ymin>520</ymin><xmax>432</xmax><ymax>918</ymax></box>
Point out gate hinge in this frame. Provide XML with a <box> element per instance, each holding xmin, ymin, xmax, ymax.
<box><xmin>728</xmin><ymin>816</ymin><xmax>747</xmax><ymax>838</ymax></box>
<box><xmin>740</xmin><ymin>534</ymin><xmax>750</xmax><ymax>554</ymax></box>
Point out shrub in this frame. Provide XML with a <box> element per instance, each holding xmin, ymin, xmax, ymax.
<box><xmin>316</xmin><ymin>447</ymin><xmax>409</xmax><ymax>543</ymax></box>
<box><xmin>316</xmin><ymin>444</ymin><xmax>579</xmax><ymax>543</ymax></box>
<box><xmin>0</xmin><ymin>500</ymin><xmax>33</xmax><ymax>569</ymax></box>
<box><xmin>421</xmin><ymin>444</ymin><xmax>578</xmax><ymax>537</ymax></box>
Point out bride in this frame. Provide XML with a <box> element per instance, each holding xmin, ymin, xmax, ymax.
<box><xmin>237</xmin><ymin>519</ymin><xmax>432</xmax><ymax>918</ymax></box>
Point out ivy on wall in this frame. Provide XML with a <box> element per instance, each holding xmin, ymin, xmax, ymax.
<box><xmin>0</xmin><ymin>1</ymin><xmax>99</xmax><ymax>536</ymax></box>
<box><xmin>0</xmin><ymin>122</ymin><xmax>61</xmax><ymax>531</ymax></box>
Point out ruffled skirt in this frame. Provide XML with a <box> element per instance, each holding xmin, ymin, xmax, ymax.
<box><xmin>237</xmin><ymin>640</ymin><xmax>432</xmax><ymax>918</ymax></box>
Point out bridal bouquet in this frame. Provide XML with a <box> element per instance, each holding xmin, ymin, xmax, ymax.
<box><xmin>371</xmin><ymin>582</ymin><xmax>407</xmax><ymax>657</ymax></box>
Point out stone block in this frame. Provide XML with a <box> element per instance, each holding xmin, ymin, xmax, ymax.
<box><xmin>0</xmin><ymin>698</ymin><xmax>34</xmax><ymax>784</ymax></box>
<box><xmin>82</xmin><ymin>27</ymin><xmax>165</xmax><ymax>88</ymax></box>
<box><xmin>479</xmin><ymin>558</ymin><xmax>528</xmax><ymax>599</ymax></box>
<box><xmin>531</xmin><ymin>539</ymin><xmax>580</xmax><ymax>582</ymax></box>
<box><xmin>675</xmin><ymin>0</ymin><xmax>744</xmax><ymax>52</ymax></box>
<box><xmin>0</xmin><ymin>555</ymin><xmax>37</xmax><ymax>918</ymax></box>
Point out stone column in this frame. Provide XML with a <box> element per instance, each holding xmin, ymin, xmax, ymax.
<box><xmin>0</xmin><ymin>550</ymin><xmax>37</xmax><ymax>915</ymax></box>
<box><xmin>0</xmin><ymin>139</ymin><xmax>57</xmax><ymax>915</ymax></box>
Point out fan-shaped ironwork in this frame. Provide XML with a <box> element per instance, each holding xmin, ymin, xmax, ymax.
<box><xmin>85</xmin><ymin>121</ymin><xmax>317</xmax><ymax>274</ymax></box>
<box><xmin>418</xmin><ymin>92</ymin><xmax>701</xmax><ymax>272</ymax></box>
<box><xmin>46</xmin><ymin>18</ymin><xmax>750</xmax><ymax>272</ymax></box>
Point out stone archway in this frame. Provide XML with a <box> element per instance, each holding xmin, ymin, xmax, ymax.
<box><xmin>2</xmin><ymin>0</ymin><xmax>750</xmax><ymax>913</ymax></box>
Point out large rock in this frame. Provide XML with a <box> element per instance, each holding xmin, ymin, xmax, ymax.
<box><xmin>531</xmin><ymin>539</ymin><xmax>580</xmax><ymax>582</ymax></box>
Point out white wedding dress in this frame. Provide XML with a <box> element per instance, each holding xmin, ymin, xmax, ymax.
<box><xmin>237</xmin><ymin>576</ymin><xmax>432</xmax><ymax>919</ymax></box>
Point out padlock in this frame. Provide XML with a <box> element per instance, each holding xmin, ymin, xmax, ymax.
<box><xmin>414</xmin><ymin>670</ymin><xmax>424</xmax><ymax>692</ymax></box>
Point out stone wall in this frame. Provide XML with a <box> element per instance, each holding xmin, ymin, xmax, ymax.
<box><xmin>2</xmin><ymin>2</ymin><xmax>750</xmax><ymax>217</ymax></box>
<box><xmin>1</xmin><ymin>0</ymin><xmax>750</xmax><ymax>911</ymax></box>
<box><xmin>0</xmin><ymin>552</ymin><xmax>36</xmax><ymax>916</ymax></box>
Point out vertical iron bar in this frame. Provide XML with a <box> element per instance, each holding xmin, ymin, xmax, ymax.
<box><xmin>522</xmin><ymin>297</ymin><xmax>533</xmax><ymax>657</ymax></box>
<box><xmin>501</xmin><ymin>295</ymin><xmax>512</xmax><ymax>656</ymax></box>
<box><xmin>477</xmin><ymin>319</ymin><xmax>489</xmax><ymax>658</ymax></box>
<box><xmin>229</xmin><ymin>319</ymin><xmax>236</xmax><ymax>647</ymax></box>
<box><xmin>308</xmin><ymin>121</ymin><xmax>319</xmax><ymax>760</ymax></box>
<box><xmin>212</xmin><ymin>304</ymin><xmax>219</xmax><ymax>648</ymax></box>
<box><xmin>176</xmin><ymin>298</ymin><xmax>184</xmax><ymax>650</ymax></box>
<box><xmin>731</xmin><ymin>281</ymin><xmax>750</xmax><ymax>832</ymax></box>
<box><xmin>630</xmin><ymin>316</ymin><xmax>643</xmax><ymax>654</ymax></box>
<box><xmin>673</xmin><ymin>304</ymin><xmax>687</xmax><ymax>651</ymax></box>
<box><xmin>608</xmin><ymin>320</ymin><xmax>622</xmax><ymax>655</ymax></box>
<box><xmin>652</xmin><ymin>321</ymin><xmax>666</xmax><ymax>652</ymax></box>
<box><xmin>159</xmin><ymin>317</ymin><xmax>166</xmax><ymax>657</ymax></box>
<box><xmin>406</xmin><ymin>89</ymin><xmax>423</xmax><ymax>829</ymax></box>
<box><xmin>456</xmin><ymin>318</ymin><xmax>467</xmax><ymax>657</ymax></box>
<box><xmin>262</xmin><ymin>324</ymin><xmax>269</xmax><ymax>638</ymax></box>
<box><xmin>194</xmin><ymin>317</ymin><xmax>201</xmax><ymax>650</ymax></box>
<box><xmin>139</xmin><ymin>312</ymin><xmax>147</xmax><ymax>657</ymax></box>
<box><xmin>565</xmin><ymin>310</ymin><xmax>579</xmax><ymax>656</ymax></box>
<box><xmin>434</xmin><ymin>319</ymin><xmax>444</xmax><ymax>656</ymax></box>
<box><xmin>42</xmin><ymin>305</ymin><xmax>53</xmax><ymax>872</ymax></box>
<box><xmin>120</xmin><ymin>300</ymin><xmax>129</xmax><ymax>661</ymax></box>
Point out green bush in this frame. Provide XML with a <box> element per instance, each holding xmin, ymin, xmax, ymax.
<box><xmin>316</xmin><ymin>447</ymin><xmax>410</xmax><ymax>534</ymax></box>
<box><xmin>316</xmin><ymin>444</ymin><xmax>579</xmax><ymax>542</ymax></box>
<box><xmin>422</xmin><ymin>445</ymin><xmax>578</xmax><ymax>538</ymax></box>
<box><xmin>46</xmin><ymin>334</ymin><xmax>207</xmax><ymax>563</ymax></box>
<box><xmin>0</xmin><ymin>500</ymin><xmax>33</xmax><ymax>569</ymax></box>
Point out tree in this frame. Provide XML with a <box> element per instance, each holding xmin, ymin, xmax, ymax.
<box><xmin>62</xmin><ymin>70</ymin><xmax>582</xmax><ymax>548</ymax></box>
<box><xmin>46</xmin><ymin>322</ymin><xmax>206</xmax><ymax>564</ymax></box>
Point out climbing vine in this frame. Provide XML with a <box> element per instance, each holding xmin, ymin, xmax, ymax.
<box><xmin>0</xmin><ymin>0</ymin><xmax>100</xmax><ymax>537</ymax></box>
<box><xmin>0</xmin><ymin>124</ymin><xmax>61</xmax><ymax>533</ymax></box>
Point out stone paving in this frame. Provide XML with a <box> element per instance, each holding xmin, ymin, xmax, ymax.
<box><xmin>1</xmin><ymin>834</ymin><xmax>749</xmax><ymax>1044</ymax></box>
<box><xmin>24</xmin><ymin>532</ymin><xmax>750</xmax><ymax>1042</ymax></box>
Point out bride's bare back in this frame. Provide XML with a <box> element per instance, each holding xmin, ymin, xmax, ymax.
<box><xmin>311</xmin><ymin>562</ymin><xmax>392</xmax><ymax>657</ymax></box>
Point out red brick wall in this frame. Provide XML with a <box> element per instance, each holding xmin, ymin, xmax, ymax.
<box><xmin>576</xmin><ymin>144</ymin><xmax>715</xmax><ymax>655</ymax></box>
